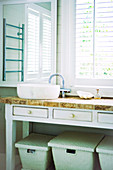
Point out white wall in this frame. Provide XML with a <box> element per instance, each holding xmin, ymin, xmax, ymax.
<box><xmin>3</xmin><ymin>4</ymin><xmax>25</xmax><ymax>82</ymax></box>
<box><xmin>56</xmin><ymin>0</ymin><xmax>61</xmax><ymax>73</ymax></box>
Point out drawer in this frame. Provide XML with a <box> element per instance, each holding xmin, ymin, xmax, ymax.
<box><xmin>53</xmin><ymin>109</ymin><xmax>92</xmax><ymax>122</ymax></box>
<box><xmin>98</xmin><ymin>112</ymin><xmax>113</xmax><ymax>124</ymax></box>
<box><xmin>13</xmin><ymin>107</ymin><xmax>48</xmax><ymax>118</ymax></box>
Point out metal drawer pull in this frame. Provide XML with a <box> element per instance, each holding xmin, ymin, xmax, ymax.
<box><xmin>28</xmin><ymin>110</ymin><xmax>32</xmax><ymax>114</ymax></box>
<box><xmin>69</xmin><ymin>113</ymin><xmax>75</xmax><ymax>118</ymax></box>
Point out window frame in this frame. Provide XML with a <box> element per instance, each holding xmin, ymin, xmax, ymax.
<box><xmin>25</xmin><ymin>2</ymin><xmax>56</xmax><ymax>83</ymax></box>
<box><xmin>25</xmin><ymin>3</ymin><xmax>52</xmax><ymax>82</ymax></box>
<box><xmin>61</xmin><ymin>0</ymin><xmax>113</xmax><ymax>97</ymax></box>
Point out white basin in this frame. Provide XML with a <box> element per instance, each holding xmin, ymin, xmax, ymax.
<box><xmin>17</xmin><ymin>83</ymin><xmax>60</xmax><ymax>99</ymax></box>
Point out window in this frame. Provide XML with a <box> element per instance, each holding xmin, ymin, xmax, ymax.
<box><xmin>61</xmin><ymin>0</ymin><xmax>113</xmax><ymax>96</ymax></box>
<box><xmin>75</xmin><ymin>0</ymin><xmax>113</xmax><ymax>79</ymax></box>
<box><xmin>25</xmin><ymin>4</ymin><xmax>52</xmax><ymax>82</ymax></box>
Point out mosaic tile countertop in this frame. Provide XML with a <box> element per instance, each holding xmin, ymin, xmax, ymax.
<box><xmin>0</xmin><ymin>96</ymin><xmax>113</xmax><ymax>111</ymax></box>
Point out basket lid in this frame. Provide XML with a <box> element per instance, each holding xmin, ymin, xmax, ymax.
<box><xmin>15</xmin><ymin>133</ymin><xmax>54</xmax><ymax>151</ymax></box>
<box><xmin>96</xmin><ymin>136</ymin><xmax>113</xmax><ymax>154</ymax></box>
<box><xmin>48</xmin><ymin>131</ymin><xmax>104</xmax><ymax>152</ymax></box>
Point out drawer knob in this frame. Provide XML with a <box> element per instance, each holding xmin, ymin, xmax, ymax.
<box><xmin>70</xmin><ymin>114</ymin><xmax>75</xmax><ymax>118</ymax></box>
<box><xmin>28</xmin><ymin>110</ymin><xmax>32</xmax><ymax>114</ymax></box>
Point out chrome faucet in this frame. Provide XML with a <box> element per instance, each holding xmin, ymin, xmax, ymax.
<box><xmin>49</xmin><ymin>73</ymin><xmax>65</xmax><ymax>98</ymax></box>
<box><xmin>49</xmin><ymin>73</ymin><xmax>71</xmax><ymax>98</ymax></box>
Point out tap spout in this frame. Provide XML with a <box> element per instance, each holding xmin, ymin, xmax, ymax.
<box><xmin>49</xmin><ymin>73</ymin><xmax>65</xmax><ymax>97</ymax></box>
<box><xmin>49</xmin><ymin>73</ymin><xmax>64</xmax><ymax>89</ymax></box>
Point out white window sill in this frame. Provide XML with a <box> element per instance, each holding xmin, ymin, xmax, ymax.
<box><xmin>0</xmin><ymin>83</ymin><xmax>17</xmax><ymax>87</ymax></box>
<box><xmin>66</xmin><ymin>85</ymin><xmax>113</xmax><ymax>98</ymax></box>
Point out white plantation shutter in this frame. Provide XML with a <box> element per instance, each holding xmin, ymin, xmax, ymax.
<box><xmin>26</xmin><ymin>4</ymin><xmax>52</xmax><ymax>81</ymax></box>
<box><xmin>74</xmin><ymin>0</ymin><xmax>113</xmax><ymax>79</ymax></box>
<box><xmin>75</xmin><ymin>0</ymin><xmax>94</xmax><ymax>78</ymax></box>
<box><xmin>95</xmin><ymin>0</ymin><xmax>113</xmax><ymax>78</ymax></box>
<box><xmin>42</xmin><ymin>14</ymin><xmax>51</xmax><ymax>74</ymax></box>
<box><xmin>27</xmin><ymin>10</ymin><xmax>40</xmax><ymax>74</ymax></box>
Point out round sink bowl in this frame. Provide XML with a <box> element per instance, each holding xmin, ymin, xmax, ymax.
<box><xmin>17</xmin><ymin>83</ymin><xmax>60</xmax><ymax>99</ymax></box>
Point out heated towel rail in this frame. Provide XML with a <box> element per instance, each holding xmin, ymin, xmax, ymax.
<box><xmin>3</xmin><ymin>18</ymin><xmax>24</xmax><ymax>81</ymax></box>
